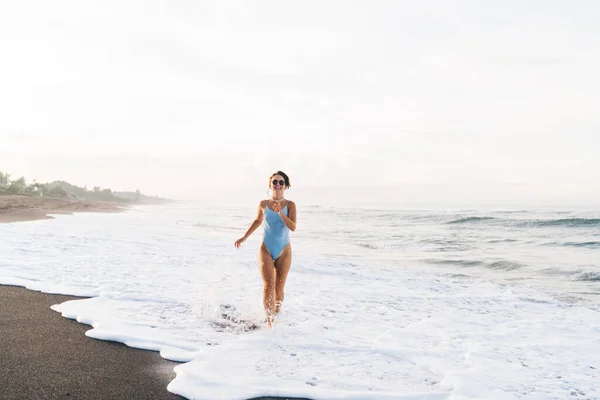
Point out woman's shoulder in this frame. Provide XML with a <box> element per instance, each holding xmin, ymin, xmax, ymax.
<box><xmin>285</xmin><ymin>200</ymin><xmax>296</xmax><ymax>207</ymax></box>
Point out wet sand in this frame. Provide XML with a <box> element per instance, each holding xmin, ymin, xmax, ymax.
<box><xmin>0</xmin><ymin>285</ymin><xmax>184</xmax><ymax>400</ymax></box>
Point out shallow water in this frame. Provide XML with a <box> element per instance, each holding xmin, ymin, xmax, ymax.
<box><xmin>1</xmin><ymin>203</ymin><xmax>599</xmax><ymax>399</ymax></box>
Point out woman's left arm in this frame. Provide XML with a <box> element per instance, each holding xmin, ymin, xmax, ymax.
<box><xmin>279</xmin><ymin>201</ymin><xmax>297</xmax><ymax>231</ymax></box>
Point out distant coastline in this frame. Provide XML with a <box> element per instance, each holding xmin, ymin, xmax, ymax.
<box><xmin>0</xmin><ymin>170</ymin><xmax>170</xmax><ymax>223</ymax></box>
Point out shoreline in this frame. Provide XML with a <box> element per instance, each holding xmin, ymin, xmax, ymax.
<box><xmin>1</xmin><ymin>214</ymin><xmax>312</xmax><ymax>400</ymax></box>
<box><xmin>0</xmin><ymin>285</ymin><xmax>185</xmax><ymax>400</ymax></box>
<box><xmin>0</xmin><ymin>194</ymin><xmax>125</xmax><ymax>223</ymax></box>
<box><xmin>1</xmin><ymin>284</ymin><xmax>314</xmax><ymax>400</ymax></box>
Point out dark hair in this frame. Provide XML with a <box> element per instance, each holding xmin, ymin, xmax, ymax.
<box><xmin>268</xmin><ymin>170</ymin><xmax>291</xmax><ymax>189</ymax></box>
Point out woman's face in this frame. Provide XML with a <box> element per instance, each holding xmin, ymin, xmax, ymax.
<box><xmin>270</xmin><ymin>174</ymin><xmax>286</xmax><ymax>191</ymax></box>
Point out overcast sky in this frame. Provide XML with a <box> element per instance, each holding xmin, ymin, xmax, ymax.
<box><xmin>1</xmin><ymin>1</ymin><xmax>598</xmax><ymax>205</ymax></box>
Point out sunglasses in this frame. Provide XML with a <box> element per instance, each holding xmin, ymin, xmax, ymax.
<box><xmin>272</xmin><ymin>180</ymin><xmax>285</xmax><ymax>186</ymax></box>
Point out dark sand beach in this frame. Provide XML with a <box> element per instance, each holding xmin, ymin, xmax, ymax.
<box><xmin>0</xmin><ymin>285</ymin><xmax>184</xmax><ymax>400</ymax></box>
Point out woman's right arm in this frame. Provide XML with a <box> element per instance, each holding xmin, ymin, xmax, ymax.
<box><xmin>234</xmin><ymin>201</ymin><xmax>265</xmax><ymax>248</ymax></box>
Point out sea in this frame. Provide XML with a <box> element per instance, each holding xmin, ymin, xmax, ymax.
<box><xmin>1</xmin><ymin>202</ymin><xmax>599</xmax><ymax>400</ymax></box>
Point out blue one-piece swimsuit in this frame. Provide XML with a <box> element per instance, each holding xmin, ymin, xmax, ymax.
<box><xmin>263</xmin><ymin>202</ymin><xmax>290</xmax><ymax>260</ymax></box>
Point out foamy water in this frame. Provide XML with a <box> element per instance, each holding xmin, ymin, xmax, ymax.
<box><xmin>1</xmin><ymin>203</ymin><xmax>599</xmax><ymax>400</ymax></box>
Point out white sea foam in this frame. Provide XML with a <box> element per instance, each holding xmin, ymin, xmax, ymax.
<box><xmin>1</xmin><ymin>204</ymin><xmax>599</xmax><ymax>399</ymax></box>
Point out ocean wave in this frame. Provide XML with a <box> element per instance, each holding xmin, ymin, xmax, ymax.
<box><xmin>575</xmin><ymin>272</ymin><xmax>600</xmax><ymax>282</ymax></box>
<box><xmin>518</xmin><ymin>297</ymin><xmax>555</xmax><ymax>305</ymax></box>
<box><xmin>425</xmin><ymin>259</ymin><xmax>483</xmax><ymax>267</ymax></box>
<box><xmin>446</xmin><ymin>216</ymin><xmax>496</xmax><ymax>224</ymax></box>
<box><xmin>487</xmin><ymin>238</ymin><xmax>518</xmax><ymax>243</ymax></box>
<box><xmin>444</xmin><ymin>216</ymin><xmax>600</xmax><ymax>229</ymax></box>
<box><xmin>531</xmin><ymin>218</ymin><xmax>600</xmax><ymax>228</ymax></box>
<box><xmin>417</xmin><ymin>238</ymin><xmax>472</xmax><ymax>252</ymax></box>
<box><xmin>487</xmin><ymin>260</ymin><xmax>524</xmax><ymax>271</ymax></box>
<box><xmin>426</xmin><ymin>258</ymin><xmax>524</xmax><ymax>271</ymax></box>
<box><xmin>357</xmin><ymin>242</ymin><xmax>378</xmax><ymax>250</ymax></box>
<box><xmin>540</xmin><ymin>268</ymin><xmax>583</xmax><ymax>277</ymax></box>
<box><xmin>556</xmin><ymin>241</ymin><xmax>600</xmax><ymax>249</ymax></box>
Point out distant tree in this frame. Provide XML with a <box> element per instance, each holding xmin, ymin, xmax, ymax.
<box><xmin>45</xmin><ymin>180</ymin><xmax>85</xmax><ymax>197</ymax></box>
<box><xmin>0</xmin><ymin>172</ymin><xmax>10</xmax><ymax>189</ymax></box>
<box><xmin>48</xmin><ymin>186</ymin><xmax>67</xmax><ymax>197</ymax></box>
<box><xmin>0</xmin><ymin>170</ymin><xmax>164</xmax><ymax>202</ymax></box>
<box><xmin>28</xmin><ymin>182</ymin><xmax>44</xmax><ymax>193</ymax></box>
<box><xmin>25</xmin><ymin>184</ymin><xmax>37</xmax><ymax>194</ymax></box>
<box><xmin>7</xmin><ymin>176</ymin><xmax>27</xmax><ymax>193</ymax></box>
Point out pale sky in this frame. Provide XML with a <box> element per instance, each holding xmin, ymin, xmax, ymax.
<box><xmin>1</xmin><ymin>1</ymin><xmax>598</xmax><ymax>205</ymax></box>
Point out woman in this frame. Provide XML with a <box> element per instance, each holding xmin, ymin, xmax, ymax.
<box><xmin>234</xmin><ymin>171</ymin><xmax>297</xmax><ymax>327</ymax></box>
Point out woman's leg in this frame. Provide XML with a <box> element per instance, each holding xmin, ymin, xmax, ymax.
<box><xmin>274</xmin><ymin>244</ymin><xmax>292</xmax><ymax>314</ymax></box>
<box><xmin>258</xmin><ymin>244</ymin><xmax>276</xmax><ymax>326</ymax></box>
